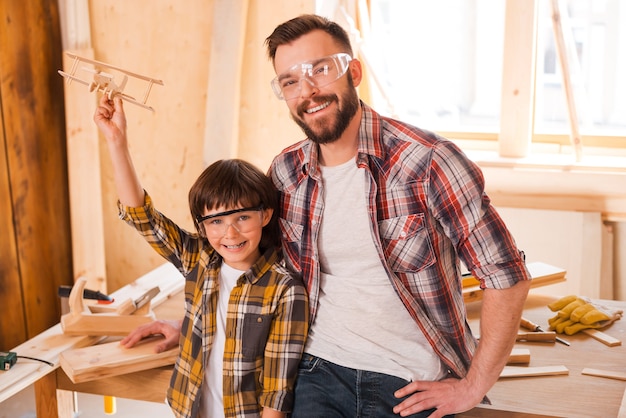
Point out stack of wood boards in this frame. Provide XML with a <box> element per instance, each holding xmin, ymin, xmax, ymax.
<box><xmin>58</xmin><ymin>262</ymin><xmax>185</xmax><ymax>383</ymax></box>
<box><xmin>462</xmin><ymin>262</ymin><xmax>566</xmax><ymax>303</ymax></box>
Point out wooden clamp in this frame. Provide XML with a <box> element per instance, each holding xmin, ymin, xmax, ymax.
<box><xmin>60</xmin><ymin>278</ymin><xmax>157</xmax><ymax>336</ymax></box>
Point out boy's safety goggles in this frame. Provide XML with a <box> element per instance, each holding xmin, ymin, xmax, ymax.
<box><xmin>196</xmin><ymin>205</ymin><xmax>264</xmax><ymax>237</ymax></box>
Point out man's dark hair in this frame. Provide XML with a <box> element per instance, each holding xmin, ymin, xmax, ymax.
<box><xmin>265</xmin><ymin>14</ymin><xmax>353</xmax><ymax>63</ymax></box>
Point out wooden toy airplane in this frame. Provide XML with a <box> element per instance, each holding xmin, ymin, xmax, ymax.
<box><xmin>58</xmin><ymin>52</ymin><xmax>164</xmax><ymax>112</ymax></box>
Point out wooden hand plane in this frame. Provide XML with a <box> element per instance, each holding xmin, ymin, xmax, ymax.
<box><xmin>60</xmin><ymin>277</ymin><xmax>159</xmax><ymax>336</ymax></box>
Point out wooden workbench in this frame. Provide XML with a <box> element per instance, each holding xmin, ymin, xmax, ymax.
<box><xmin>460</xmin><ymin>293</ymin><xmax>626</xmax><ymax>418</ymax></box>
<box><xmin>3</xmin><ymin>264</ymin><xmax>625</xmax><ymax>417</ymax></box>
<box><xmin>0</xmin><ymin>263</ymin><xmax>185</xmax><ymax>418</ymax></box>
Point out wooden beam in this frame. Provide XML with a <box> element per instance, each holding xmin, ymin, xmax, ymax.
<box><xmin>203</xmin><ymin>0</ymin><xmax>247</xmax><ymax>164</ymax></box>
<box><xmin>499</xmin><ymin>0</ymin><xmax>538</xmax><ymax>158</ymax></box>
<box><xmin>61</xmin><ymin>49</ymin><xmax>108</xmax><ymax>293</ymax></box>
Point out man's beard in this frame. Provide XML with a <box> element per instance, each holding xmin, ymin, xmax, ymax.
<box><xmin>291</xmin><ymin>82</ymin><xmax>360</xmax><ymax>145</ymax></box>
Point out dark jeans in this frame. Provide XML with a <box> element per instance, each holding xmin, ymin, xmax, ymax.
<box><xmin>291</xmin><ymin>354</ymin><xmax>455</xmax><ymax>418</ymax></box>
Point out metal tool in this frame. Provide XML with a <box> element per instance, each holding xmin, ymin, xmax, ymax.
<box><xmin>520</xmin><ymin>317</ymin><xmax>570</xmax><ymax>346</ymax></box>
<box><xmin>116</xmin><ymin>287</ymin><xmax>160</xmax><ymax>315</ymax></box>
<box><xmin>58</xmin><ymin>285</ymin><xmax>113</xmax><ymax>303</ymax></box>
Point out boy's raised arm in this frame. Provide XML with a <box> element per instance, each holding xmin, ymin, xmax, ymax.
<box><xmin>93</xmin><ymin>95</ymin><xmax>145</xmax><ymax>207</ymax></box>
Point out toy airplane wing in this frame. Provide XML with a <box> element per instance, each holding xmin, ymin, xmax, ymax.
<box><xmin>58</xmin><ymin>53</ymin><xmax>164</xmax><ymax>112</ymax></box>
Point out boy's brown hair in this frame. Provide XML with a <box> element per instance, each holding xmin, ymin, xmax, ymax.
<box><xmin>189</xmin><ymin>159</ymin><xmax>280</xmax><ymax>250</ymax></box>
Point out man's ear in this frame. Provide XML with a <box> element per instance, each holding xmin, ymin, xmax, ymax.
<box><xmin>349</xmin><ymin>58</ymin><xmax>363</xmax><ymax>87</ymax></box>
<box><xmin>261</xmin><ymin>208</ymin><xmax>274</xmax><ymax>227</ymax></box>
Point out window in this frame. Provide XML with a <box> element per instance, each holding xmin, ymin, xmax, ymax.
<box><xmin>321</xmin><ymin>0</ymin><xmax>626</xmax><ymax>152</ymax></box>
<box><xmin>535</xmin><ymin>0</ymin><xmax>626</xmax><ymax>137</ymax></box>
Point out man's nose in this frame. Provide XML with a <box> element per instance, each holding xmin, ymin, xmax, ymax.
<box><xmin>298</xmin><ymin>77</ymin><xmax>318</xmax><ymax>98</ymax></box>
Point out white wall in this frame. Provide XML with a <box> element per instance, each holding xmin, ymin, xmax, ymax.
<box><xmin>495</xmin><ymin>207</ymin><xmax>609</xmax><ymax>299</ymax></box>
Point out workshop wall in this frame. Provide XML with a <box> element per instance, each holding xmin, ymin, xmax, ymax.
<box><xmin>84</xmin><ymin>0</ymin><xmax>312</xmax><ymax>290</ymax></box>
<box><xmin>0</xmin><ymin>1</ymin><xmax>73</xmax><ymax>348</ymax></box>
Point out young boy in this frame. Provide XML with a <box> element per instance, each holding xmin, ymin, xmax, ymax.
<box><xmin>93</xmin><ymin>95</ymin><xmax>308</xmax><ymax>418</ymax></box>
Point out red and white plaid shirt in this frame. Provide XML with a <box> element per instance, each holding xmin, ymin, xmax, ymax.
<box><xmin>269</xmin><ymin>102</ymin><xmax>530</xmax><ymax>378</ymax></box>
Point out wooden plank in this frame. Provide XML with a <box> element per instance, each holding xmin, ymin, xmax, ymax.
<box><xmin>582</xmin><ymin>329</ymin><xmax>622</xmax><ymax>347</ymax></box>
<box><xmin>507</xmin><ymin>348</ymin><xmax>530</xmax><ymax>365</ymax></box>
<box><xmin>499</xmin><ymin>365</ymin><xmax>569</xmax><ymax>378</ymax></box>
<box><xmin>59</xmin><ymin>337</ymin><xmax>177</xmax><ymax>383</ymax></box>
<box><xmin>463</xmin><ymin>262</ymin><xmax>566</xmax><ymax>303</ymax></box>
<box><xmin>56</xmin><ymin>366</ymin><xmax>173</xmax><ymax>403</ymax></box>
<box><xmin>60</xmin><ymin>311</ymin><xmax>157</xmax><ymax>337</ymax></box>
<box><xmin>582</xmin><ymin>368</ymin><xmax>626</xmax><ymax>381</ymax></box>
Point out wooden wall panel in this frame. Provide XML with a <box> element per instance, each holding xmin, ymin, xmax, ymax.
<box><xmin>88</xmin><ymin>0</ymin><xmax>213</xmax><ymax>289</ymax></box>
<box><xmin>82</xmin><ymin>0</ymin><xmax>314</xmax><ymax>289</ymax></box>
<box><xmin>0</xmin><ymin>1</ymin><xmax>73</xmax><ymax>343</ymax></box>
<box><xmin>0</xmin><ymin>95</ymin><xmax>27</xmax><ymax>349</ymax></box>
<box><xmin>238</xmin><ymin>0</ymin><xmax>315</xmax><ymax>169</ymax></box>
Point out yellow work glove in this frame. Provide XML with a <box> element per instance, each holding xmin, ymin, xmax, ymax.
<box><xmin>547</xmin><ymin>295</ymin><xmax>623</xmax><ymax>336</ymax></box>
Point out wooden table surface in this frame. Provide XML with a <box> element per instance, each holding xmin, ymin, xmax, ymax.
<box><xmin>460</xmin><ymin>293</ymin><xmax>626</xmax><ymax>418</ymax></box>
<box><xmin>0</xmin><ymin>263</ymin><xmax>185</xmax><ymax>418</ymax></box>
<box><xmin>54</xmin><ymin>293</ymin><xmax>626</xmax><ymax>418</ymax></box>
<box><xmin>3</xmin><ymin>264</ymin><xmax>625</xmax><ymax>418</ymax></box>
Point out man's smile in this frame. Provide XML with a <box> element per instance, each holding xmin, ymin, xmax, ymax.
<box><xmin>305</xmin><ymin>101</ymin><xmax>331</xmax><ymax>114</ymax></box>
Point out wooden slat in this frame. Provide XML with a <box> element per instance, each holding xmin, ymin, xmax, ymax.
<box><xmin>582</xmin><ymin>368</ymin><xmax>626</xmax><ymax>381</ymax></box>
<box><xmin>582</xmin><ymin>329</ymin><xmax>622</xmax><ymax>347</ymax></box>
<box><xmin>56</xmin><ymin>366</ymin><xmax>173</xmax><ymax>403</ymax></box>
<box><xmin>507</xmin><ymin>348</ymin><xmax>530</xmax><ymax>365</ymax></box>
<box><xmin>59</xmin><ymin>337</ymin><xmax>177</xmax><ymax>383</ymax></box>
<box><xmin>500</xmin><ymin>365</ymin><xmax>569</xmax><ymax>378</ymax></box>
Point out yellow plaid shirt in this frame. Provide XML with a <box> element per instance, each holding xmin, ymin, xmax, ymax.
<box><xmin>119</xmin><ymin>193</ymin><xmax>309</xmax><ymax>417</ymax></box>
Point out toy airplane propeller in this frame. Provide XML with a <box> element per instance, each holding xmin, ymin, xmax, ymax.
<box><xmin>58</xmin><ymin>53</ymin><xmax>164</xmax><ymax>112</ymax></box>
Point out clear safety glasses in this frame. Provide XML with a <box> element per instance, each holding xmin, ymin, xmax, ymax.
<box><xmin>196</xmin><ymin>205</ymin><xmax>264</xmax><ymax>237</ymax></box>
<box><xmin>271</xmin><ymin>53</ymin><xmax>353</xmax><ymax>100</ymax></box>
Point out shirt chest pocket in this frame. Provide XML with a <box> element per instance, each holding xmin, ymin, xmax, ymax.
<box><xmin>241</xmin><ymin>313</ymin><xmax>273</xmax><ymax>359</ymax></box>
<box><xmin>378</xmin><ymin>213</ymin><xmax>436</xmax><ymax>273</ymax></box>
<box><xmin>278</xmin><ymin>218</ymin><xmax>303</xmax><ymax>272</ymax></box>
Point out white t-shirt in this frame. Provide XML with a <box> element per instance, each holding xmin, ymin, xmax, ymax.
<box><xmin>199</xmin><ymin>261</ymin><xmax>243</xmax><ymax>418</ymax></box>
<box><xmin>306</xmin><ymin>158</ymin><xmax>445</xmax><ymax>382</ymax></box>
